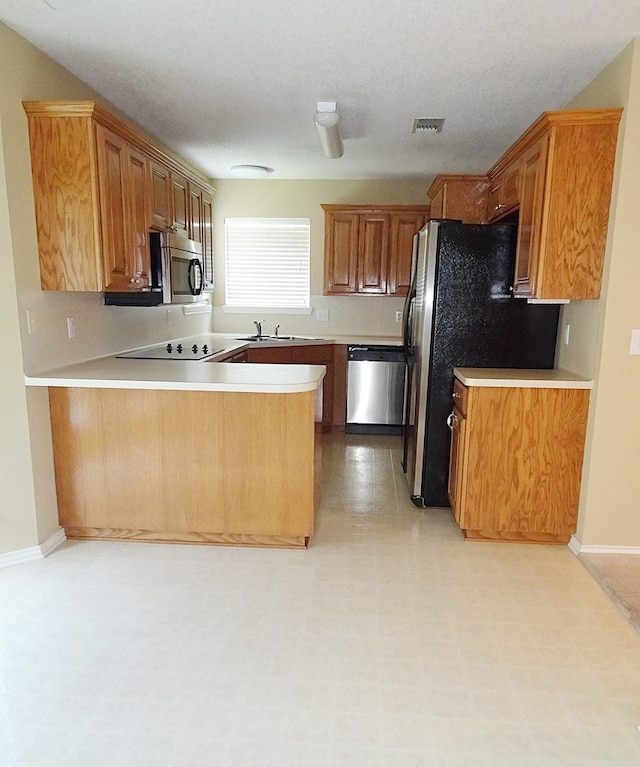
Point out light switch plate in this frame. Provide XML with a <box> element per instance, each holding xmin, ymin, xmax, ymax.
<box><xmin>630</xmin><ymin>329</ymin><xmax>640</xmax><ymax>355</ymax></box>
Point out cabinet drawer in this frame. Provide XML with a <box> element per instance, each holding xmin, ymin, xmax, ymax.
<box><xmin>452</xmin><ymin>378</ymin><xmax>468</xmax><ymax>416</ymax></box>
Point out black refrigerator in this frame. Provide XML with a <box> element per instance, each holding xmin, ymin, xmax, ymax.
<box><xmin>402</xmin><ymin>220</ymin><xmax>560</xmax><ymax>508</ymax></box>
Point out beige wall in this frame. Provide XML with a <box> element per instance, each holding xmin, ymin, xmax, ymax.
<box><xmin>0</xmin><ymin>23</ymin><xmax>211</xmax><ymax>555</ymax></box>
<box><xmin>210</xmin><ymin>179</ymin><xmax>429</xmax><ymax>339</ymax></box>
<box><xmin>559</xmin><ymin>39</ymin><xmax>640</xmax><ymax>546</ymax></box>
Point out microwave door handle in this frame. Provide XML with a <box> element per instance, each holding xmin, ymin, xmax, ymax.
<box><xmin>188</xmin><ymin>258</ymin><xmax>203</xmax><ymax>296</ymax></box>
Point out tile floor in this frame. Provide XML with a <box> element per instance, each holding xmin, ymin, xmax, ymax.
<box><xmin>2</xmin><ymin>433</ymin><xmax>640</xmax><ymax>766</ymax></box>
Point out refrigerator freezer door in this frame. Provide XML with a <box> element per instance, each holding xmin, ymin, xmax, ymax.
<box><xmin>404</xmin><ymin>222</ymin><xmax>440</xmax><ymax>499</ymax></box>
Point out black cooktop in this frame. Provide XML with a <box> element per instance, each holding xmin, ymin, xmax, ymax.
<box><xmin>117</xmin><ymin>341</ymin><xmax>224</xmax><ymax>361</ymax></box>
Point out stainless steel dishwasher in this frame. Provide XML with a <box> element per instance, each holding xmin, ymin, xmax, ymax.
<box><xmin>346</xmin><ymin>345</ymin><xmax>406</xmax><ymax>435</ymax></box>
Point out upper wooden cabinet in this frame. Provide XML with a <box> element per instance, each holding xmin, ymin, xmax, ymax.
<box><xmin>23</xmin><ymin>101</ymin><xmax>215</xmax><ymax>294</ymax></box>
<box><xmin>427</xmin><ymin>175</ymin><xmax>489</xmax><ymax>223</ymax></box>
<box><xmin>487</xmin><ymin>109</ymin><xmax>622</xmax><ymax>300</ymax></box>
<box><xmin>322</xmin><ymin>205</ymin><xmax>428</xmax><ymax>296</ymax></box>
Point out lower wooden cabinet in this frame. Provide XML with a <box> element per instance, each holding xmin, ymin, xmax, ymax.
<box><xmin>247</xmin><ymin>344</ymin><xmax>336</xmax><ymax>430</ymax></box>
<box><xmin>448</xmin><ymin>379</ymin><xmax>590</xmax><ymax>543</ymax></box>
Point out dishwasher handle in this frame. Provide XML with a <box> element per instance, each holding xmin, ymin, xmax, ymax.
<box><xmin>347</xmin><ymin>345</ymin><xmax>405</xmax><ymax>363</ymax></box>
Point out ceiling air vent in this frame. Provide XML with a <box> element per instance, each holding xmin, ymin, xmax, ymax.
<box><xmin>412</xmin><ymin>118</ymin><xmax>445</xmax><ymax>134</ymax></box>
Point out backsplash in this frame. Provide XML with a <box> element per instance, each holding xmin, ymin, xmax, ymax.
<box><xmin>19</xmin><ymin>290</ymin><xmax>212</xmax><ymax>375</ymax></box>
<box><xmin>211</xmin><ymin>294</ymin><xmax>405</xmax><ymax>339</ymax></box>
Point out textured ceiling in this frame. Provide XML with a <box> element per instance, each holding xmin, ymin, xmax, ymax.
<box><xmin>2</xmin><ymin>0</ymin><xmax>640</xmax><ymax>181</ymax></box>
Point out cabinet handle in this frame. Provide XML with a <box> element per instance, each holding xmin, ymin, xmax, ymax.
<box><xmin>452</xmin><ymin>392</ymin><xmax>460</xmax><ymax>400</ymax></box>
<box><xmin>446</xmin><ymin>412</ymin><xmax>455</xmax><ymax>430</ymax></box>
<box><xmin>129</xmin><ymin>277</ymin><xmax>141</xmax><ymax>284</ymax></box>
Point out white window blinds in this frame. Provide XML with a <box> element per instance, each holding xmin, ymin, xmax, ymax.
<box><xmin>225</xmin><ymin>218</ymin><xmax>311</xmax><ymax>308</ymax></box>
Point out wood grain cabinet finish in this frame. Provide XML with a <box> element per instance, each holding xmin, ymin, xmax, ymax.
<box><xmin>487</xmin><ymin>109</ymin><xmax>621</xmax><ymax>300</ymax></box>
<box><xmin>447</xmin><ymin>381</ymin><xmax>590</xmax><ymax>544</ymax></box>
<box><xmin>247</xmin><ymin>344</ymin><xmax>336</xmax><ymax>431</ymax></box>
<box><xmin>23</xmin><ymin>101</ymin><xmax>215</xmax><ymax>294</ymax></box>
<box><xmin>49</xmin><ymin>387</ymin><xmax>317</xmax><ymax>548</ymax></box>
<box><xmin>427</xmin><ymin>175</ymin><xmax>489</xmax><ymax>223</ymax></box>
<box><xmin>322</xmin><ymin>205</ymin><xmax>428</xmax><ymax>297</ymax></box>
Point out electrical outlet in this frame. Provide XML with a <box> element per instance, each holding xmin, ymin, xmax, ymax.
<box><xmin>630</xmin><ymin>329</ymin><xmax>640</xmax><ymax>355</ymax></box>
<box><xmin>26</xmin><ymin>309</ymin><xmax>37</xmax><ymax>335</ymax></box>
<box><xmin>315</xmin><ymin>308</ymin><xmax>329</xmax><ymax>322</ymax></box>
<box><xmin>563</xmin><ymin>323</ymin><xmax>571</xmax><ymax>345</ymax></box>
<box><xmin>66</xmin><ymin>317</ymin><xmax>76</xmax><ymax>339</ymax></box>
<box><xmin>395</xmin><ymin>310</ymin><xmax>403</xmax><ymax>323</ymax></box>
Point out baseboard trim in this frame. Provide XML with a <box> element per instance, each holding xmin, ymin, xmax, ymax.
<box><xmin>0</xmin><ymin>527</ymin><xmax>66</xmax><ymax>569</ymax></box>
<box><xmin>569</xmin><ymin>534</ymin><xmax>640</xmax><ymax>555</ymax></box>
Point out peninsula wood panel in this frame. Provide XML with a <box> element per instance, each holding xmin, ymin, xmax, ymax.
<box><xmin>458</xmin><ymin>386</ymin><xmax>589</xmax><ymax>541</ymax></box>
<box><xmin>49</xmin><ymin>387</ymin><xmax>316</xmax><ymax>545</ymax></box>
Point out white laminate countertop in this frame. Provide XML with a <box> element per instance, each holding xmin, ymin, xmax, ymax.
<box><xmin>25</xmin><ymin>356</ymin><xmax>325</xmax><ymax>394</ymax></box>
<box><xmin>453</xmin><ymin>367</ymin><xmax>593</xmax><ymax>389</ymax></box>
<box><xmin>23</xmin><ymin>331</ymin><xmax>402</xmax><ymax>393</ymax></box>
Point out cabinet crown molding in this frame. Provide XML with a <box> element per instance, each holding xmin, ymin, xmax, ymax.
<box><xmin>487</xmin><ymin>108</ymin><xmax>622</xmax><ymax>179</ymax></box>
<box><xmin>23</xmin><ymin>100</ymin><xmax>215</xmax><ymax>193</ymax></box>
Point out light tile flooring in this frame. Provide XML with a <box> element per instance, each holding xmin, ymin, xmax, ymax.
<box><xmin>2</xmin><ymin>433</ymin><xmax>640</xmax><ymax>766</ymax></box>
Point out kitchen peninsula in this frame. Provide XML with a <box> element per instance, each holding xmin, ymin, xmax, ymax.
<box><xmin>26</xmin><ymin>343</ymin><xmax>325</xmax><ymax>549</ymax></box>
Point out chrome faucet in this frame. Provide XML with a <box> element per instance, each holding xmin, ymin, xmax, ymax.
<box><xmin>274</xmin><ymin>324</ymin><xmax>280</xmax><ymax>338</ymax></box>
<box><xmin>253</xmin><ymin>320</ymin><xmax>265</xmax><ymax>338</ymax></box>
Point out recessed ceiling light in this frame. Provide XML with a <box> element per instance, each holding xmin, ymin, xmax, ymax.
<box><xmin>412</xmin><ymin>118</ymin><xmax>445</xmax><ymax>134</ymax></box>
<box><xmin>229</xmin><ymin>164</ymin><xmax>273</xmax><ymax>178</ymax></box>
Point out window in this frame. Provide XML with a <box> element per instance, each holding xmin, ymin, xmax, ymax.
<box><xmin>225</xmin><ymin>218</ymin><xmax>310</xmax><ymax>309</ymax></box>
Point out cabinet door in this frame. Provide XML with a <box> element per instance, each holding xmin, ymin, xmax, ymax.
<box><xmin>488</xmin><ymin>161</ymin><xmax>520</xmax><ymax>221</ymax></box>
<box><xmin>95</xmin><ymin>124</ymin><xmax>132</xmax><ymax>291</ymax></box>
<box><xmin>126</xmin><ymin>146</ymin><xmax>152</xmax><ymax>288</ymax></box>
<box><xmin>188</xmin><ymin>183</ymin><xmax>203</xmax><ymax>242</ymax></box>
<box><xmin>293</xmin><ymin>345</ymin><xmax>334</xmax><ymax>430</ymax></box>
<box><xmin>358</xmin><ymin>213</ymin><xmax>389</xmax><ymax>294</ymax></box>
<box><xmin>447</xmin><ymin>407</ymin><xmax>466</xmax><ymax>524</ymax></box>
<box><xmin>201</xmin><ymin>189</ymin><xmax>214</xmax><ymax>291</ymax></box>
<box><xmin>170</xmin><ymin>171</ymin><xmax>189</xmax><ymax>234</ymax></box>
<box><xmin>150</xmin><ymin>161</ymin><xmax>172</xmax><ymax>231</ymax></box>
<box><xmin>388</xmin><ymin>211</ymin><xmax>427</xmax><ymax>296</ymax></box>
<box><xmin>429</xmin><ymin>189</ymin><xmax>444</xmax><ymax>219</ymax></box>
<box><xmin>324</xmin><ymin>211</ymin><xmax>359</xmax><ymax>294</ymax></box>
<box><xmin>247</xmin><ymin>346</ymin><xmax>294</xmax><ymax>363</ymax></box>
<box><xmin>513</xmin><ymin>137</ymin><xmax>548</xmax><ymax>297</ymax></box>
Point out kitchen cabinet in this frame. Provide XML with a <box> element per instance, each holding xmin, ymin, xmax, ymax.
<box><xmin>322</xmin><ymin>205</ymin><xmax>429</xmax><ymax>297</ymax></box>
<box><xmin>486</xmin><ymin>160</ymin><xmax>520</xmax><ymax>221</ymax></box>
<box><xmin>95</xmin><ymin>125</ymin><xmax>153</xmax><ymax>291</ymax></box>
<box><xmin>23</xmin><ymin>101</ymin><xmax>215</xmax><ymax>294</ymax></box>
<box><xmin>247</xmin><ymin>343</ymin><xmax>336</xmax><ymax>430</ymax></box>
<box><xmin>447</xmin><ymin>376</ymin><xmax>590</xmax><ymax>543</ymax></box>
<box><xmin>427</xmin><ymin>175</ymin><xmax>489</xmax><ymax>223</ymax></box>
<box><xmin>486</xmin><ymin>109</ymin><xmax>621</xmax><ymax>300</ymax></box>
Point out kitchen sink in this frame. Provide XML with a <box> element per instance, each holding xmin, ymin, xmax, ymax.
<box><xmin>235</xmin><ymin>335</ymin><xmax>322</xmax><ymax>342</ymax></box>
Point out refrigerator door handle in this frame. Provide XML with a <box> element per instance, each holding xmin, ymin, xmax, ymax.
<box><xmin>403</xmin><ymin>292</ymin><xmax>415</xmax><ymax>357</ymax></box>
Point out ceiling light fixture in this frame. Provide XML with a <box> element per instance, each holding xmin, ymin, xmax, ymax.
<box><xmin>314</xmin><ymin>101</ymin><xmax>344</xmax><ymax>159</ymax></box>
<box><xmin>229</xmin><ymin>164</ymin><xmax>273</xmax><ymax>178</ymax></box>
